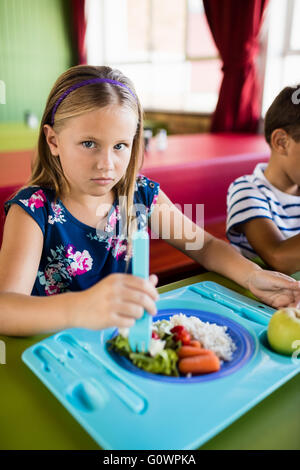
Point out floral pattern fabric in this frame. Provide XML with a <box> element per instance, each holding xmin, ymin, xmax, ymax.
<box><xmin>4</xmin><ymin>175</ymin><xmax>160</xmax><ymax>296</ymax></box>
<box><xmin>37</xmin><ymin>243</ymin><xmax>93</xmax><ymax>295</ymax></box>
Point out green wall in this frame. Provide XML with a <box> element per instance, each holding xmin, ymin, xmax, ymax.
<box><xmin>0</xmin><ymin>0</ymin><xmax>76</xmax><ymax>123</ymax></box>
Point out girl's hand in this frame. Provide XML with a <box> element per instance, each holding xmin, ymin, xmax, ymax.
<box><xmin>72</xmin><ymin>273</ymin><xmax>159</xmax><ymax>330</ymax></box>
<box><xmin>247</xmin><ymin>268</ymin><xmax>300</xmax><ymax>309</ymax></box>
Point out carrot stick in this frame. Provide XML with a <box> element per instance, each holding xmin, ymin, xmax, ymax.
<box><xmin>178</xmin><ymin>346</ymin><xmax>213</xmax><ymax>358</ymax></box>
<box><xmin>189</xmin><ymin>340</ymin><xmax>202</xmax><ymax>348</ymax></box>
<box><xmin>179</xmin><ymin>352</ymin><xmax>220</xmax><ymax>375</ymax></box>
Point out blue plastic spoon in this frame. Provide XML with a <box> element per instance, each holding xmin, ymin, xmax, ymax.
<box><xmin>128</xmin><ymin>229</ymin><xmax>152</xmax><ymax>353</ymax></box>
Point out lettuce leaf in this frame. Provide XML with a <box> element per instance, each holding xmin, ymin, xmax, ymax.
<box><xmin>107</xmin><ymin>334</ymin><xmax>132</xmax><ymax>357</ymax></box>
<box><xmin>107</xmin><ymin>335</ymin><xmax>180</xmax><ymax>376</ymax></box>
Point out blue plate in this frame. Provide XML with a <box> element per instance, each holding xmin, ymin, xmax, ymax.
<box><xmin>108</xmin><ymin>308</ymin><xmax>256</xmax><ymax>383</ymax></box>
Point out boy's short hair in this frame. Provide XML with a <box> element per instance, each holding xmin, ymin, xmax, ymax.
<box><xmin>264</xmin><ymin>85</ymin><xmax>300</xmax><ymax>144</ymax></box>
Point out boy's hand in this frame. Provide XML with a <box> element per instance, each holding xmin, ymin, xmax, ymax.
<box><xmin>247</xmin><ymin>269</ymin><xmax>300</xmax><ymax>309</ymax></box>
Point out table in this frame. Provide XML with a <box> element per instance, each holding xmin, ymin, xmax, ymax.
<box><xmin>0</xmin><ymin>272</ymin><xmax>299</xmax><ymax>450</ymax></box>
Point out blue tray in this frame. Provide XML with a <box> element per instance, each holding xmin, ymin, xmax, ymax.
<box><xmin>22</xmin><ymin>281</ymin><xmax>300</xmax><ymax>450</ymax></box>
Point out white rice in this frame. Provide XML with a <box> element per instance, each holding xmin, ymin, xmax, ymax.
<box><xmin>153</xmin><ymin>313</ymin><xmax>236</xmax><ymax>361</ymax></box>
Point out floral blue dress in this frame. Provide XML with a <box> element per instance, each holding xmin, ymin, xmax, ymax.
<box><xmin>4</xmin><ymin>175</ymin><xmax>159</xmax><ymax>296</ymax></box>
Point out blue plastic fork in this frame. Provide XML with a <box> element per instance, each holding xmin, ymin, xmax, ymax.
<box><xmin>128</xmin><ymin>229</ymin><xmax>152</xmax><ymax>353</ymax></box>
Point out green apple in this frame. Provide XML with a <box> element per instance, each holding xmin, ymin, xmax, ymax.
<box><xmin>267</xmin><ymin>308</ymin><xmax>300</xmax><ymax>355</ymax></box>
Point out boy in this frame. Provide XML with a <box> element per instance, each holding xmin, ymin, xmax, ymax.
<box><xmin>226</xmin><ymin>85</ymin><xmax>300</xmax><ymax>275</ymax></box>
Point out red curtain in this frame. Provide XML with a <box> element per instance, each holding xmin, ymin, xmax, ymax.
<box><xmin>203</xmin><ymin>0</ymin><xmax>269</xmax><ymax>133</ymax></box>
<box><xmin>71</xmin><ymin>0</ymin><xmax>87</xmax><ymax>65</ymax></box>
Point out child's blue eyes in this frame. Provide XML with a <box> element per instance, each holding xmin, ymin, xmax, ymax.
<box><xmin>81</xmin><ymin>141</ymin><xmax>127</xmax><ymax>150</ymax></box>
<box><xmin>82</xmin><ymin>141</ymin><xmax>96</xmax><ymax>149</ymax></box>
<box><xmin>114</xmin><ymin>143</ymin><xmax>125</xmax><ymax>150</ymax></box>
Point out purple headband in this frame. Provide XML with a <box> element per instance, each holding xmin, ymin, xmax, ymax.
<box><xmin>50</xmin><ymin>78</ymin><xmax>137</xmax><ymax>126</ymax></box>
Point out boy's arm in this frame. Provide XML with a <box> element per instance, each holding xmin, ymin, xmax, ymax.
<box><xmin>240</xmin><ymin>217</ymin><xmax>300</xmax><ymax>274</ymax></box>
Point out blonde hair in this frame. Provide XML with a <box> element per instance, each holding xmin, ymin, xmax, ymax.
<box><xmin>19</xmin><ymin>65</ymin><xmax>145</xmax><ymax>269</ymax></box>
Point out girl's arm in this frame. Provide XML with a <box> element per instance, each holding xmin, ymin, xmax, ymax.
<box><xmin>149</xmin><ymin>189</ymin><xmax>260</xmax><ymax>288</ymax></box>
<box><xmin>149</xmin><ymin>189</ymin><xmax>300</xmax><ymax>308</ymax></box>
<box><xmin>0</xmin><ymin>290</ymin><xmax>78</xmax><ymax>336</ymax></box>
<box><xmin>0</xmin><ymin>204</ymin><xmax>76</xmax><ymax>334</ymax></box>
<box><xmin>0</xmin><ymin>205</ymin><xmax>158</xmax><ymax>336</ymax></box>
<box><xmin>0</xmin><ymin>204</ymin><xmax>45</xmax><ymax>294</ymax></box>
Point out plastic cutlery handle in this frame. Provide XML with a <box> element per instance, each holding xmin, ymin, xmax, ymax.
<box><xmin>132</xmin><ymin>229</ymin><xmax>149</xmax><ymax>278</ymax></box>
<box><xmin>129</xmin><ymin>230</ymin><xmax>151</xmax><ymax>352</ymax></box>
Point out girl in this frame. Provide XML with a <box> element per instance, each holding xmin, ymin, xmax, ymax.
<box><xmin>1</xmin><ymin>65</ymin><xmax>300</xmax><ymax>337</ymax></box>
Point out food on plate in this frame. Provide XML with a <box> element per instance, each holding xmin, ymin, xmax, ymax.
<box><xmin>267</xmin><ymin>308</ymin><xmax>300</xmax><ymax>356</ymax></box>
<box><xmin>189</xmin><ymin>340</ymin><xmax>202</xmax><ymax>348</ymax></box>
<box><xmin>107</xmin><ymin>313</ymin><xmax>236</xmax><ymax>377</ymax></box>
<box><xmin>177</xmin><ymin>345</ymin><xmax>207</xmax><ymax>358</ymax></box>
<box><xmin>177</xmin><ymin>346</ymin><xmax>216</xmax><ymax>358</ymax></box>
<box><xmin>170</xmin><ymin>325</ymin><xmax>191</xmax><ymax>345</ymax></box>
<box><xmin>178</xmin><ymin>351</ymin><xmax>220</xmax><ymax>375</ymax></box>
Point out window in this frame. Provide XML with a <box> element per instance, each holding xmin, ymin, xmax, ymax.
<box><xmin>262</xmin><ymin>0</ymin><xmax>300</xmax><ymax>115</ymax></box>
<box><xmin>85</xmin><ymin>0</ymin><xmax>222</xmax><ymax>112</ymax></box>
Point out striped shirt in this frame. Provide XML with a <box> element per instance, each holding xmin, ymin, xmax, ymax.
<box><xmin>226</xmin><ymin>163</ymin><xmax>300</xmax><ymax>259</ymax></box>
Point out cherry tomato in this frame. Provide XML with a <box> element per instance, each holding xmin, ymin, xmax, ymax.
<box><xmin>180</xmin><ymin>331</ymin><xmax>191</xmax><ymax>345</ymax></box>
<box><xmin>152</xmin><ymin>331</ymin><xmax>160</xmax><ymax>340</ymax></box>
<box><xmin>170</xmin><ymin>325</ymin><xmax>185</xmax><ymax>335</ymax></box>
<box><xmin>170</xmin><ymin>325</ymin><xmax>191</xmax><ymax>345</ymax></box>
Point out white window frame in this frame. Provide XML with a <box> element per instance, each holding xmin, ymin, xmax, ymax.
<box><xmin>86</xmin><ymin>0</ymin><xmax>219</xmax><ymax>65</ymax></box>
<box><xmin>85</xmin><ymin>0</ymin><xmax>220</xmax><ymax>113</ymax></box>
<box><xmin>262</xmin><ymin>0</ymin><xmax>300</xmax><ymax>116</ymax></box>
